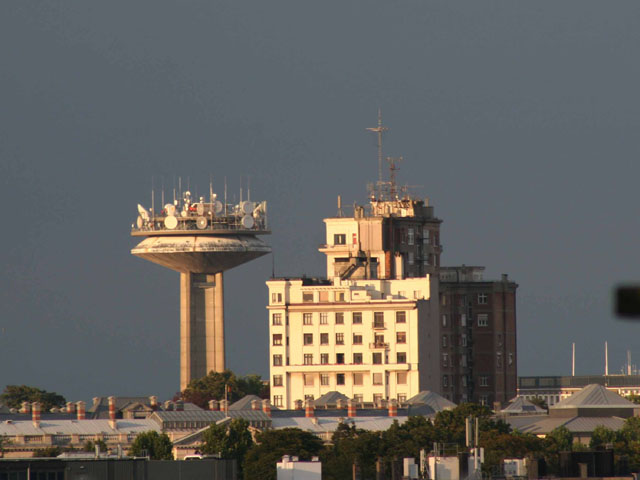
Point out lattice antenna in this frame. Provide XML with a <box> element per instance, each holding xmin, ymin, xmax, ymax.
<box><xmin>386</xmin><ymin>156</ymin><xmax>403</xmax><ymax>199</ymax></box>
<box><xmin>366</xmin><ymin>109</ymin><xmax>388</xmax><ymax>199</ymax></box>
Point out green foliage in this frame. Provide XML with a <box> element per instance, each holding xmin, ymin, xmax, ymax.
<box><xmin>547</xmin><ymin>426</ymin><xmax>573</xmax><ymax>452</ymax></box>
<box><xmin>590</xmin><ymin>426</ymin><xmax>617</xmax><ymax>449</ymax></box>
<box><xmin>33</xmin><ymin>447</ymin><xmax>63</xmax><ymax>458</ymax></box>
<box><xmin>626</xmin><ymin>394</ymin><xmax>640</xmax><ymax>405</ymax></box>
<box><xmin>180</xmin><ymin>370</ymin><xmax>266</xmax><ymax>408</ymax></box>
<box><xmin>529</xmin><ymin>396</ymin><xmax>548</xmax><ymax>410</ymax></box>
<box><xmin>480</xmin><ymin>430</ymin><xmax>544</xmax><ymax>472</ymax></box>
<box><xmin>129</xmin><ymin>431</ymin><xmax>173</xmax><ymax>460</ymax></box>
<box><xmin>0</xmin><ymin>436</ymin><xmax>10</xmax><ymax>458</ymax></box>
<box><xmin>243</xmin><ymin>428</ymin><xmax>323</xmax><ymax>480</ymax></box>
<box><xmin>201</xmin><ymin>418</ymin><xmax>253</xmax><ymax>473</ymax></box>
<box><xmin>83</xmin><ymin>439</ymin><xmax>108</xmax><ymax>453</ymax></box>
<box><xmin>432</xmin><ymin>403</ymin><xmax>509</xmax><ymax>445</ymax></box>
<box><xmin>0</xmin><ymin>385</ymin><xmax>66</xmax><ymax>411</ymax></box>
<box><xmin>322</xmin><ymin>423</ymin><xmax>384</xmax><ymax>479</ymax></box>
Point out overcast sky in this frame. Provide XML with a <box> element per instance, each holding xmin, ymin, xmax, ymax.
<box><xmin>2</xmin><ymin>1</ymin><xmax>640</xmax><ymax>402</ymax></box>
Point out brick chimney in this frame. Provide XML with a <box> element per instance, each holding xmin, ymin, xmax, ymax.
<box><xmin>31</xmin><ymin>402</ymin><xmax>41</xmax><ymax>428</ymax></box>
<box><xmin>251</xmin><ymin>399</ymin><xmax>261</xmax><ymax>411</ymax></box>
<box><xmin>294</xmin><ymin>399</ymin><xmax>303</xmax><ymax>410</ymax></box>
<box><xmin>66</xmin><ymin>402</ymin><xmax>75</xmax><ymax>414</ymax></box>
<box><xmin>305</xmin><ymin>399</ymin><xmax>315</xmax><ymax>418</ymax></box>
<box><xmin>175</xmin><ymin>400</ymin><xmax>184</xmax><ymax>412</ymax></box>
<box><xmin>149</xmin><ymin>396</ymin><xmax>158</xmax><ymax>411</ymax></box>
<box><xmin>20</xmin><ymin>401</ymin><xmax>30</xmax><ymax>414</ymax></box>
<box><xmin>347</xmin><ymin>399</ymin><xmax>356</xmax><ymax>417</ymax></box>
<box><xmin>219</xmin><ymin>400</ymin><xmax>228</xmax><ymax>413</ymax></box>
<box><xmin>208</xmin><ymin>399</ymin><xmax>219</xmax><ymax>411</ymax></box>
<box><xmin>108</xmin><ymin>396</ymin><xmax>117</xmax><ymax>429</ymax></box>
<box><xmin>76</xmin><ymin>401</ymin><xmax>86</xmax><ymax>420</ymax></box>
<box><xmin>262</xmin><ymin>399</ymin><xmax>271</xmax><ymax>418</ymax></box>
<box><xmin>388</xmin><ymin>399</ymin><xmax>397</xmax><ymax>417</ymax></box>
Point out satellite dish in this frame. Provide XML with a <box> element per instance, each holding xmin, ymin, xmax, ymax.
<box><xmin>241</xmin><ymin>201</ymin><xmax>255</xmax><ymax>215</ymax></box>
<box><xmin>165</xmin><ymin>204</ymin><xmax>176</xmax><ymax>216</ymax></box>
<box><xmin>137</xmin><ymin>204</ymin><xmax>150</xmax><ymax>220</ymax></box>
<box><xmin>241</xmin><ymin>215</ymin><xmax>254</xmax><ymax>229</ymax></box>
<box><xmin>214</xmin><ymin>201</ymin><xmax>223</xmax><ymax>214</ymax></box>
<box><xmin>196</xmin><ymin>203</ymin><xmax>205</xmax><ymax>216</ymax></box>
<box><xmin>136</xmin><ymin>216</ymin><xmax>144</xmax><ymax>229</ymax></box>
<box><xmin>164</xmin><ymin>215</ymin><xmax>178</xmax><ymax>230</ymax></box>
<box><xmin>196</xmin><ymin>217</ymin><xmax>208</xmax><ymax>229</ymax></box>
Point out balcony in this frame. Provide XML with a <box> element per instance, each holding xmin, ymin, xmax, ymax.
<box><xmin>369</xmin><ymin>342</ymin><xmax>389</xmax><ymax>349</ymax></box>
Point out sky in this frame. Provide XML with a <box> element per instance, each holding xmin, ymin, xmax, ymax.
<box><xmin>2</xmin><ymin>1</ymin><xmax>640</xmax><ymax>403</ymax></box>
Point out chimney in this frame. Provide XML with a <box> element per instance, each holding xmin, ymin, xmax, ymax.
<box><xmin>76</xmin><ymin>401</ymin><xmax>86</xmax><ymax>420</ymax></box>
<box><xmin>294</xmin><ymin>400</ymin><xmax>303</xmax><ymax>410</ymax></box>
<box><xmin>163</xmin><ymin>400</ymin><xmax>173</xmax><ymax>411</ymax></box>
<box><xmin>262</xmin><ymin>399</ymin><xmax>271</xmax><ymax>418</ymax></box>
<box><xmin>149</xmin><ymin>396</ymin><xmax>158</xmax><ymax>411</ymax></box>
<box><xmin>251</xmin><ymin>399</ymin><xmax>261</xmax><ymax>411</ymax></box>
<box><xmin>305</xmin><ymin>399</ymin><xmax>315</xmax><ymax>418</ymax></box>
<box><xmin>175</xmin><ymin>400</ymin><xmax>184</xmax><ymax>412</ymax></box>
<box><xmin>208</xmin><ymin>399</ymin><xmax>219</xmax><ymax>411</ymax></box>
<box><xmin>220</xmin><ymin>400</ymin><xmax>228</xmax><ymax>413</ymax></box>
<box><xmin>32</xmin><ymin>402</ymin><xmax>41</xmax><ymax>428</ymax></box>
<box><xmin>20</xmin><ymin>401</ymin><xmax>30</xmax><ymax>414</ymax></box>
<box><xmin>108</xmin><ymin>396</ymin><xmax>117</xmax><ymax>429</ymax></box>
<box><xmin>388</xmin><ymin>399</ymin><xmax>397</xmax><ymax>417</ymax></box>
<box><xmin>66</xmin><ymin>402</ymin><xmax>75</xmax><ymax>414</ymax></box>
<box><xmin>378</xmin><ymin>398</ymin><xmax>387</xmax><ymax>410</ymax></box>
<box><xmin>336</xmin><ymin>399</ymin><xmax>344</xmax><ymax>410</ymax></box>
<box><xmin>347</xmin><ymin>399</ymin><xmax>356</xmax><ymax>417</ymax></box>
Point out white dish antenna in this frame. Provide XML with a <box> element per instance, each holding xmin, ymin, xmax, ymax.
<box><xmin>241</xmin><ymin>215</ymin><xmax>254</xmax><ymax>229</ymax></box>
<box><xmin>196</xmin><ymin>217</ymin><xmax>208</xmax><ymax>229</ymax></box>
<box><xmin>136</xmin><ymin>216</ymin><xmax>144</xmax><ymax>229</ymax></box>
<box><xmin>137</xmin><ymin>204</ymin><xmax>150</xmax><ymax>221</ymax></box>
<box><xmin>165</xmin><ymin>204</ymin><xmax>176</xmax><ymax>216</ymax></box>
<box><xmin>164</xmin><ymin>215</ymin><xmax>178</xmax><ymax>230</ymax></box>
<box><xmin>196</xmin><ymin>203</ymin><xmax>205</xmax><ymax>216</ymax></box>
<box><xmin>241</xmin><ymin>201</ymin><xmax>255</xmax><ymax>215</ymax></box>
<box><xmin>214</xmin><ymin>201</ymin><xmax>223</xmax><ymax>214</ymax></box>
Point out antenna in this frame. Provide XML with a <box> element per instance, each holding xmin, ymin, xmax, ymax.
<box><xmin>247</xmin><ymin>175</ymin><xmax>251</xmax><ymax>202</ymax></box>
<box><xmin>572</xmin><ymin>342</ymin><xmax>575</xmax><ymax>376</ymax></box>
<box><xmin>366</xmin><ymin>109</ymin><xmax>388</xmax><ymax>200</ymax></box>
<box><xmin>161</xmin><ymin>178</ymin><xmax>165</xmax><ymax>209</ymax></box>
<box><xmin>224</xmin><ymin>177</ymin><xmax>228</xmax><ymax>216</ymax></box>
<box><xmin>628</xmin><ymin>350</ymin><xmax>632</xmax><ymax>376</ymax></box>
<box><xmin>386</xmin><ymin>156</ymin><xmax>403</xmax><ymax>199</ymax></box>
<box><xmin>605</xmin><ymin>341</ymin><xmax>609</xmax><ymax>376</ymax></box>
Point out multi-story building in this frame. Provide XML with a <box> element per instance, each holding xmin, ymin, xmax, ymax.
<box><xmin>439</xmin><ymin>266</ymin><xmax>518</xmax><ymax>406</ymax></box>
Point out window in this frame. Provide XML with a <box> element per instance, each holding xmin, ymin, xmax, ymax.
<box><xmin>353</xmin><ymin>334</ymin><xmax>363</xmax><ymax>345</ymax></box>
<box><xmin>336</xmin><ymin>333</ymin><xmax>344</xmax><ymax>345</ymax></box>
<box><xmin>374</xmin><ymin>334</ymin><xmax>385</xmax><ymax>346</ymax></box>
<box><xmin>320</xmin><ymin>353</ymin><xmax>329</xmax><ymax>365</ymax></box>
<box><xmin>373</xmin><ymin>373</ymin><xmax>383</xmax><ymax>385</ymax></box>
<box><xmin>273</xmin><ymin>355</ymin><xmax>282</xmax><ymax>366</ymax></box>
<box><xmin>374</xmin><ymin>312</ymin><xmax>384</xmax><ymax>328</ymax></box>
<box><xmin>396</xmin><ymin>311</ymin><xmax>406</xmax><ymax>323</ymax></box>
<box><xmin>497</xmin><ymin>352</ymin><xmax>503</xmax><ymax>368</ymax></box>
<box><xmin>353</xmin><ymin>353</ymin><xmax>363</xmax><ymax>364</ymax></box>
<box><xmin>336</xmin><ymin>353</ymin><xmax>345</xmax><ymax>364</ymax></box>
<box><xmin>304</xmin><ymin>374</ymin><xmax>314</xmax><ymax>386</ymax></box>
<box><xmin>319</xmin><ymin>291</ymin><xmax>329</xmax><ymax>303</ymax></box>
<box><xmin>336</xmin><ymin>374</ymin><xmax>345</xmax><ymax>385</ymax></box>
<box><xmin>397</xmin><ymin>372</ymin><xmax>407</xmax><ymax>385</ymax></box>
<box><xmin>273</xmin><ymin>395</ymin><xmax>283</xmax><ymax>407</ymax></box>
<box><xmin>396</xmin><ymin>332</ymin><xmax>407</xmax><ymax>344</ymax></box>
<box><xmin>408</xmin><ymin>252</ymin><xmax>414</xmax><ymax>265</ymax></box>
<box><xmin>508</xmin><ymin>353</ymin><xmax>513</xmax><ymax>366</ymax></box>
<box><xmin>273</xmin><ymin>375</ymin><xmax>283</xmax><ymax>387</ymax></box>
<box><xmin>353</xmin><ymin>394</ymin><xmax>363</xmax><ymax>404</ymax></box>
<box><xmin>303</xmin><ymin>313</ymin><xmax>313</xmax><ymax>325</ymax></box>
<box><xmin>397</xmin><ymin>352</ymin><xmax>406</xmax><ymax>363</ymax></box>
<box><xmin>373</xmin><ymin>352</ymin><xmax>383</xmax><ymax>365</ymax></box>
<box><xmin>462</xmin><ymin>334</ymin><xmax>467</xmax><ymax>347</ymax></box>
<box><xmin>304</xmin><ymin>394</ymin><xmax>314</xmax><ymax>401</ymax></box>
<box><xmin>408</xmin><ymin>228</ymin><xmax>415</xmax><ymax>245</ymax></box>
<box><xmin>398</xmin><ymin>394</ymin><xmax>407</xmax><ymax>404</ymax></box>
<box><xmin>304</xmin><ymin>354</ymin><xmax>313</xmax><ymax>365</ymax></box>
<box><xmin>320</xmin><ymin>313</ymin><xmax>328</xmax><ymax>324</ymax></box>
<box><xmin>272</xmin><ymin>313</ymin><xmax>282</xmax><ymax>325</ymax></box>
<box><xmin>443</xmin><ymin>375</ymin><xmax>449</xmax><ymax>387</ymax></box>
<box><xmin>271</xmin><ymin>292</ymin><xmax>282</xmax><ymax>303</ymax></box>
<box><xmin>462</xmin><ymin>376</ymin><xmax>468</xmax><ymax>387</ymax></box>
<box><xmin>303</xmin><ymin>333</ymin><xmax>313</xmax><ymax>345</ymax></box>
<box><xmin>477</xmin><ymin>293</ymin><xmax>488</xmax><ymax>305</ymax></box>
<box><xmin>442</xmin><ymin>353</ymin><xmax>448</xmax><ymax>367</ymax></box>
<box><xmin>480</xmin><ymin>376</ymin><xmax>489</xmax><ymax>387</ymax></box>
<box><xmin>321</xmin><ymin>374</ymin><xmax>330</xmax><ymax>386</ymax></box>
<box><xmin>352</xmin><ymin>312</ymin><xmax>362</xmax><ymax>324</ymax></box>
<box><xmin>497</xmin><ymin>333</ymin><xmax>503</xmax><ymax>346</ymax></box>
<box><xmin>336</xmin><ymin>312</ymin><xmax>345</xmax><ymax>324</ymax></box>
<box><xmin>373</xmin><ymin>394</ymin><xmax>383</xmax><ymax>405</ymax></box>
<box><xmin>272</xmin><ymin>334</ymin><xmax>282</xmax><ymax>346</ymax></box>
<box><xmin>441</xmin><ymin>294</ymin><xmax>447</xmax><ymax>306</ymax></box>
<box><xmin>461</xmin><ymin>314</ymin><xmax>467</xmax><ymax>327</ymax></box>
<box><xmin>442</xmin><ymin>315</ymin><xmax>448</xmax><ymax>327</ymax></box>
<box><xmin>479</xmin><ymin>395</ymin><xmax>488</xmax><ymax>406</ymax></box>
<box><xmin>302</xmin><ymin>292</ymin><xmax>314</xmax><ymax>303</ymax></box>
<box><xmin>336</xmin><ymin>291</ymin><xmax>345</xmax><ymax>302</ymax></box>
<box><xmin>334</xmin><ymin>233</ymin><xmax>346</xmax><ymax>245</ymax></box>
<box><xmin>320</xmin><ymin>333</ymin><xmax>329</xmax><ymax>345</ymax></box>
<box><xmin>353</xmin><ymin>373</ymin><xmax>363</xmax><ymax>386</ymax></box>
<box><xmin>477</xmin><ymin>314</ymin><xmax>488</xmax><ymax>327</ymax></box>
<box><xmin>442</xmin><ymin>335</ymin><xmax>447</xmax><ymax>347</ymax></box>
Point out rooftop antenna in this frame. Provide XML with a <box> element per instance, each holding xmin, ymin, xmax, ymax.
<box><xmin>240</xmin><ymin>176</ymin><xmax>243</xmax><ymax>204</ymax></box>
<box><xmin>628</xmin><ymin>350</ymin><xmax>632</xmax><ymax>376</ymax></box>
<box><xmin>151</xmin><ymin>176</ymin><xmax>155</xmax><ymax>215</ymax></box>
<box><xmin>224</xmin><ymin>177</ymin><xmax>228</xmax><ymax>216</ymax></box>
<box><xmin>572</xmin><ymin>342</ymin><xmax>575</xmax><ymax>376</ymax></box>
<box><xmin>161</xmin><ymin>178</ymin><xmax>165</xmax><ymax>210</ymax></box>
<box><xmin>337</xmin><ymin>195</ymin><xmax>343</xmax><ymax>217</ymax></box>
<box><xmin>173</xmin><ymin>176</ymin><xmax>176</xmax><ymax>203</ymax></box>
<box><xmin>386</xmin><ymin>156</ymin><xmax>403</xmax><ymax>199</ymax></box>
<box><xmin>605</xmin><ymin>341</ymin><xmax>609</xmax><ymax>376</ymax></box>
<box><xmin>366</xmin><ymin>108</ymin><xmax>388</xmax><ymax>200</ymax></box>
<box><xmin>247</xmin><ymin>175</ymin><xmax>251</xmax><ymax>202</ymax></box>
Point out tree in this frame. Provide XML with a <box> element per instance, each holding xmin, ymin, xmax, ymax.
<box><xmin>201</xmin><ymin>418</ymin><xmax>253</xmax><ymax>473</ymax></box>
<box><xmin>83</xmin><ymin>439</ymin><xmax>108</xmax><ymax>453</ymax></box>
<box><xmin>243</xmin><ymin>428</ymin><xmax>323</xmax><ymax>480</ymax></box>
<box><xmin>0</xmin><ymin>385</ymin><xmax>66</xmax><ymax>411</ymax></box>
<box><xmin>179</xmin><ymin>370</ymin><xmax>267</xmax><ymax>408</ymax></box>
<box><xmin>129</xmin><ymin>431</ymin><xmax>173</xmax><ymax>460</ymax></box>
<box><xmin>626</xmin><ymin>394</ymin><xmax>640</xmax><ymax>405</ymax></box>
<box><xmin>481</xmin><ymin>431</ymin><xmax>544</xmax><ymax>472</ymax></box>
<box><xmin>547</xmin><ymin>426</ymin><xmax>573</xmax><ymax>452</ymax></box>
<box><xmin>33</xmin><ymin>447</ymin><xmax>62</xmax><ymax>458</ymax></box>
<box><xmin>529</xmin><ymin>396</ymin><xmax>548</xmax><ymax>411</ymax></box>
<box><xmin>0</xmin><ymin>436</ymin><xmax>10</xmax><ymax>458</ymax></box>
<box><xmin>590</xmin><ymin>426</ymin><xmax>617</xmax><ymax>450</ymax></box>
<box><xmin>322</xmin><ymin>423</ymin><xmax>384</xmax><ymax>479</ymax></box>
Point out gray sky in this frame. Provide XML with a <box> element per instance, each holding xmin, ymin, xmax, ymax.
<box><xmin>2</xmin><ymin>1</ymin><xmax>640</xmax><ymax>402</ymax></box>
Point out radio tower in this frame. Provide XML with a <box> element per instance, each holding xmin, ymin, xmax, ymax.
<box><xmin>131</xmin><ymin>184</ymin><xmax>271</xmax><ymax>390</ymax></box>
<box><xmin>366</xmin><ymin>109</ymin><xmax>388</xmax><ymax>200</ymax></box>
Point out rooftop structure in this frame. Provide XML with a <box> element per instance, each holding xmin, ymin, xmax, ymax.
<box><xmin>131</xmin><ymin>184</ymin><xmax>271</xmax><ymax>390</ymax></box>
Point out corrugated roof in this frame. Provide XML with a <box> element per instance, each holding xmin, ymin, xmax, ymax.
<box><xmin>229</xmin><ymin>395</ymin><xmax>263</xmax><ymax>411</ymax></box>
<box><xmin>507</xmin><ymin>415</ymin><xmax>627</xmax><ymax>435</ymax></box>
<box><xmin>405</xmin><ymin>391</ymin><xmax>456</xmax><ymax>412</ymax></box>
<box><xmin>552</xmin><ymin>384</ymin><xmax>637</xmax><ymax>409</ymax></box>
<box><xmin>0</xmin><ymin>419</ymin><xmax>159</xmax><ymax>436</ymax></box>
<box><xmin>270</xmin><ymin>416</ymin><xmax>408</xmax><ymax>433</ymax></box>
<box><xmin>502</xmin><ymin>397</ymin><xmax>546</xmax><ymax>414</ymax></box>
<box><xmin>314</xmin><ymin>391</ymin><xmax>351</xmax><ymax>407</ymax></box>
<box><xmin>152</xmin><ymin>410</ymin><xmax>270</xmax><ymax>422</ymax></box>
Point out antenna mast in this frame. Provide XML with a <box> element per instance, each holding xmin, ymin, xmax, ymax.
<box><xmin>366</xmin><ymin>109</ymin><xmax>388</xmax><ymax>200</ymax></box>
<box><xmin>386</xmin><ymin>156</ymin><xmax>402</xmax><ymax>199</ymax></box>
